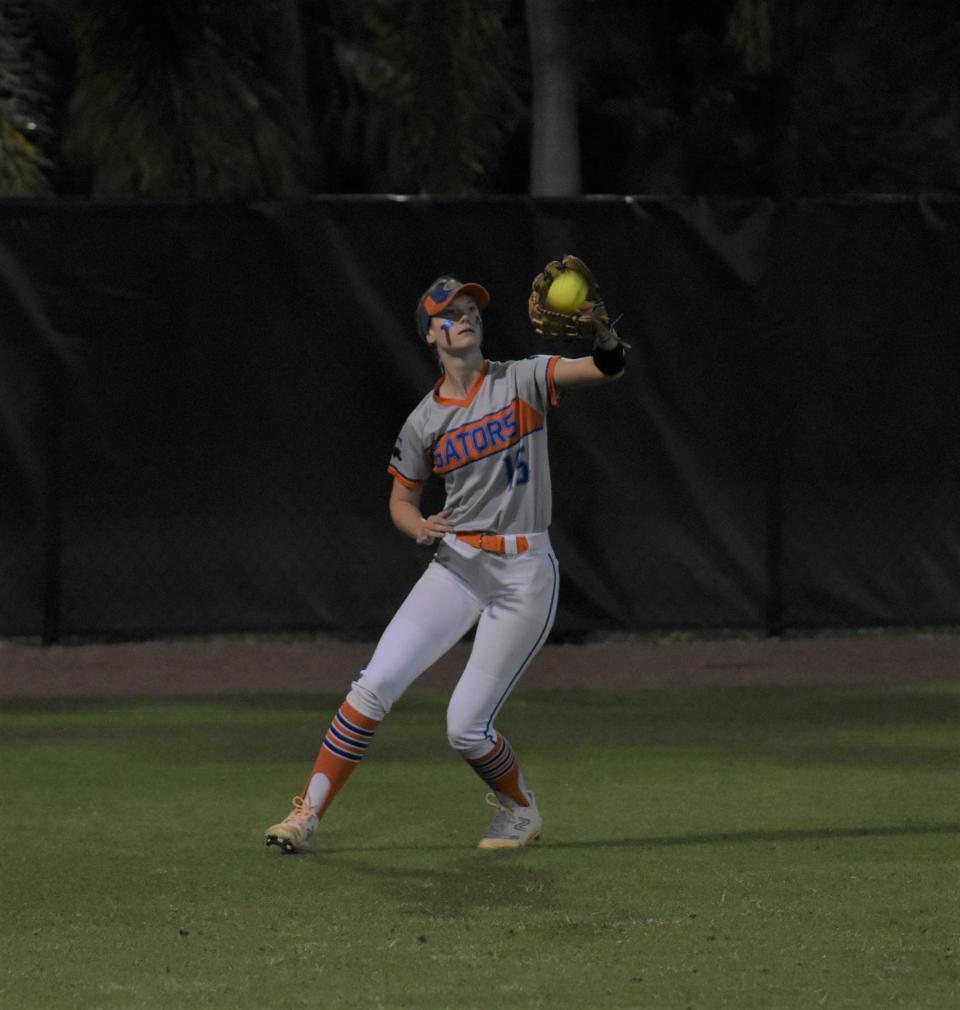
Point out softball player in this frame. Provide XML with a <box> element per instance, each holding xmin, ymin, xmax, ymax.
<box><xmin>266</xmin><ymin>271</ymin><xmax>626</xmax><ymax>853</ymax></box>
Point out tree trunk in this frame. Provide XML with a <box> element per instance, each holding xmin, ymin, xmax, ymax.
<box><xmin>727</xmin><ymin>0</ymin><xmax>775</xmax><ymax>73</ymax></box>
<box><xmin>526</xmin><ymin>0</ymin><xmax>580</xmax><ymax>195</ymax></box>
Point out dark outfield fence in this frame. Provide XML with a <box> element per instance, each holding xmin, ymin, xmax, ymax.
<box><xmin>2</xmin><ymin>195</ymin><xmax>960</xmax><ymax>644</ymax></box>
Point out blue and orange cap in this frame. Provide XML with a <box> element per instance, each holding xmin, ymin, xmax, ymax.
<box><xmin>415</xmin><ymin>276</ymin><xmax>490</xmax><ymax>337</ymax></box>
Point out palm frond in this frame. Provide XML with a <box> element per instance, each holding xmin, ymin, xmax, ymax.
<box><xmin>60</xmin><ymin>0</ymin><xmax>310</xmax><ymax>197</ymax></box>
<box><xmin>0</xmin><ymin>0</ymin><xmax>54</xmax><ymax>196</ymax></box>
<box><xmin>323</xmin><ymin>0</ymin><xmax>522</xmax><ymax>195</ymax></box>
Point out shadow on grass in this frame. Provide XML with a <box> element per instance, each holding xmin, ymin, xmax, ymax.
<box><xmin>542</xmin><ymin>820</ymin><xmax>960</xmax><ymax>850</ymax></box>
<box><xmin>320</xmin><ymin>820</ymin><xmax>960</xmax><ymax>855</ymax></box>
<box><xmin>317</xmin><ymin>851</ymin><xmax>556</xmax><ymax>919</ymax></box>
<box><xmin>289</xmin><ymin>821</ymin><xmax>959</xmax><ymax>920</ymax></box>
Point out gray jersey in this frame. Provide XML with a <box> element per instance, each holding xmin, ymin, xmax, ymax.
<box><xmin>388</xmin><ymin>355</ymin><xmax>561</xmax><ymax>534</ymax></box>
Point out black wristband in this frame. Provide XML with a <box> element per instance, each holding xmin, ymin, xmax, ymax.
<box><xmin>592</xmin><ymin>341</ymin><xmax>626</xmax><ymax>375</ymax></box>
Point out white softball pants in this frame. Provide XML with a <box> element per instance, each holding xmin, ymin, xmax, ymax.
<box><xmin>347</xmin><ymin>539</ymin><xmax>559</xmax><ymax>761</ymax></box>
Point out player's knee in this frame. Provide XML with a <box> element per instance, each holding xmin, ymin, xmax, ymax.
<box><xmin>446</xmin><ymin>711</ymin><xmax>487</xmax><ymax>754</ymax></box>
<box><xmin>347</xmin><ymin>678</ymin><xmax>391</xmax><ymax>721</ymax></box>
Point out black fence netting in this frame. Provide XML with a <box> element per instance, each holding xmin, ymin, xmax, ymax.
<box><xmin>1</xmin><ymin>195</ymin><xmax>959</xmax><ymax>643</ymax></box>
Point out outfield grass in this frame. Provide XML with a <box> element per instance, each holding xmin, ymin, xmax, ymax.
<box><xmin>2</xmin><ymin>683</ymin><xmax>958</xmax><ymax>1009</ymax></box>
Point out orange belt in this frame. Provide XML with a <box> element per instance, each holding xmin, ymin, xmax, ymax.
<box><xmin>456</xmin><ymin>533</ymin><xmax>530</xmax><ymax>555</ymax></box>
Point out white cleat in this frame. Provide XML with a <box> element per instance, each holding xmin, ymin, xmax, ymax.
<box><xmin>265</xmin><ymin>796</ymin><xmax>319</xmax><ymax>854</ymax></box>
<box><xmin>478</xmin><ymin>790</ymin><xmax>542</xmax><ymax>849</ymax></box>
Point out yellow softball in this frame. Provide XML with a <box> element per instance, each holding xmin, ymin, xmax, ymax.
<box><xmin>546</xmin><ymin>270</ymin><xmax>589</xmax><ymax>314</ymax></box>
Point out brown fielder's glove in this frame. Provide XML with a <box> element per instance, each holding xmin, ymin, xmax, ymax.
<box><xmin>528</xmin><ymin>255</ymin><xmax>629</xmax><ymax>348</ymax></box>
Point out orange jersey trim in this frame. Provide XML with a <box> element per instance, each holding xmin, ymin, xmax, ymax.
<box><xmin>387</xmin><ymin>465</ymin><xmax>425</xmax><ymax>489</ymax></box>
<box><xmin>433</xmin><ymin>360</ymin><xmax>490</xmax><ymax>407</ymax></box>
<box><xmin>431</xmin><ymin>397</ymin><xmax>544</xmax><ymax>475</ymax></box>
<box><xmin>546</xmin><ymin>355</ymin><xmax>561</xmax><ymax>407</ymax></box>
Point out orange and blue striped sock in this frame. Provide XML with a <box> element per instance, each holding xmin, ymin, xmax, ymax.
<box><xmin>302</xmin><ymin>699</ymin><xmax>380</xmax><ymax>816</ymax></box>
<box><xmin>466</xmin><ymin>733</ymin><xmax>530</xmax><ymax>807</ymax></box>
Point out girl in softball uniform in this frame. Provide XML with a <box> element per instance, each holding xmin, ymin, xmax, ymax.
<box><xmin>266</xmin><ymin>273</ymin><xmax>625</xmax><ymax>852</ymax></box>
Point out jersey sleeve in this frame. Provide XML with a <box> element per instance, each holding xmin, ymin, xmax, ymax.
<box><xmin>512</xmin><ymin>354</ymin><xmax>561</xmax><ymax>412</ymax></box>
<box><xmin>387</xmin><ymin>415</ymin><xmax>432</xmax><ymax>488</ymax></box>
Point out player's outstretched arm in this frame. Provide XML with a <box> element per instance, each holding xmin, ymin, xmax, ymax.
<box><xmin>389</xmin><ymin>478</ymin><xmax>455</xmax><ymax>545</ymax></box>
<box><xmin>553</xmin><ymin>355</ymin><xmax>621</xmax><ymax>390</ymax></box>
<box><xmin>553</xmin><ymin>330</ymin><xmax>626</xmax><ymax>391</ymax></box>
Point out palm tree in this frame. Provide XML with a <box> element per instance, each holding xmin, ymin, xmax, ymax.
<box><xmin>722</xmin><ymin>0</ymin><xmax>960</xmax><ymax>194</ymax></box>
<box><xmin>318</xmin><ymin>0</ymin><xmax>522</xmax><ymax>195</ymax></box>
<box><xmin>56</xmin><ymin>0</ymin><xmax>311</xmax><ymax>198</ymax></box>
<box><xmin>0</xmin><ymin>0</ymin><xmax>53</xmax><ymax>196</ymax></box>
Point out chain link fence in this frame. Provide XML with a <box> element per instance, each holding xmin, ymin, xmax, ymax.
<box><xmin>2</xmin><ymin>196</ymin><xmax>959</xmax><ymax>643</ymax></box>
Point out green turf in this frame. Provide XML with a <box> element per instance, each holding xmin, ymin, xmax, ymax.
<box><xmin>2</xmin><ymin>683</ymin><xmax>958</xmax><ymax>1009</ymax></box>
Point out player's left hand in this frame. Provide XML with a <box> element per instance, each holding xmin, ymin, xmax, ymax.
<box><xmin>528</xmin><ymin>255</ymin><xmax>630</xmax><ymax>348</ymax></box>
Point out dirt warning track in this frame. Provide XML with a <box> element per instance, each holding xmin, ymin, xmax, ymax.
<box><xmin>2</xmin><ymin>633</ymin><xmax>958</xmax><ymax>699</ymax></box>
